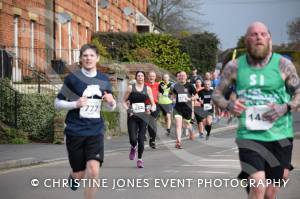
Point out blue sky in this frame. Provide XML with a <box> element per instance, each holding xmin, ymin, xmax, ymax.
<box><xmin>198</xmin><ymin>0</ymin><xmax>300</xmax><ymax>50</ymax></box>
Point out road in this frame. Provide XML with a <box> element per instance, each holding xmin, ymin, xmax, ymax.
<box><xmin>0</xmin><ymin>113</ymin><xmax>300</xmax><ymax>199</ymax></box>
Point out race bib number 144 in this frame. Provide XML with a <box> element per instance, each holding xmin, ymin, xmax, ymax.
<box><xmin>245</xmin><ymin>105</ymin><xmax>273</xmax><ymax>130</ymax></box>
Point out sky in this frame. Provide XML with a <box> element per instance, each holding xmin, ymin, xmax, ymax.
<box><xmin>197</xmin><ymin>0</ymin><xmax>300</xmax><ymax>50</ymax></box>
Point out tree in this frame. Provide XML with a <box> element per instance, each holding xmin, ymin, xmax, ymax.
<box><xmin>179</xmin><ymin>32</ymin><xmax>220</xmax><ymax>73</ymax></box>
<box><xmin>287</xmin><ymin>17</ymin><xmax>300</xmax><ymax>43</ymax></box>
<box><xmin>236</xmin><ymin>36</ymin><xmax>245</xmax><ymax>48</ymax></box>
<box><xmin>148</xmin><ymin>0</ymin><xmax>204</xmax><ymax>33</ymax></box>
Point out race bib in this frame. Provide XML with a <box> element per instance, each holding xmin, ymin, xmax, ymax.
<box><xmin>132</xmin><ymin>103</ymin><xmax>145</xmax><ymax>113</ymax></box>
<box><xmin>203</xmin><ymin>103</ymin><xmax>212</xmax><ymax>111</ymax></box>
<box><xmin>79</xmin><ymin>99</ymin><xmax>102</xmax><ymax>119</ymax></box>
<box><xmin>178</xmin><ymin>94</ymin><xmax>188</xmax><ymax>103</ymax></box>
<box><xmin>245</xmin><ymin>105</ymin><xmax>273</xmax><ymax>130</ymax></box>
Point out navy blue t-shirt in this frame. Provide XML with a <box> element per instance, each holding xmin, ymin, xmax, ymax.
<box><xmin>57</xmin><ymin>70</ymin><xmax>112</xmax><ymax>136</ymax></box>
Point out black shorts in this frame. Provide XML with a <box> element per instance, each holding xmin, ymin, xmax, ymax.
<box><xmin>66</xmin><ymin>134</ymin><xmax>104</xmax><ymax>172</ymax></box>
<box><xmin>174</xmin><ymin>107</ymin><xmax>192</xmax><ymax>121</ymax></box>
<box><xmin>236</xmin><ymin>138</ymin><xmax>293</xmax><ymax>181</ymax></box>
<box><xmin>159</xmin><ymin>104</ymin><xmax>172</xmax><ymax>116</ymax></box>
<box><xmin>194</xmin><ymin>107</ymin><xmax>213</xmax><ymax>123</ymax></box>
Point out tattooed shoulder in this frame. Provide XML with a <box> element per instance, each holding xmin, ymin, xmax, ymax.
<box><xmin>279</xmin><ymin>57</ymin><xmax>300</xmax><ymax>94</ymax></box>
<box><xmin>221</xmin><ymin>60</ymin><xmax>238</xmax><ymax>81</ymax></box>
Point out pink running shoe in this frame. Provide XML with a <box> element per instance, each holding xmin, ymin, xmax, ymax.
<box><xmin>129</xmin><ymin>147</ymin><xmax>136</xmax><ymax>160</ymax></box>
<box><xmin>137</xmin><ymin>159</ymin><xmax>144</xmax><ymax>168</ymax></box>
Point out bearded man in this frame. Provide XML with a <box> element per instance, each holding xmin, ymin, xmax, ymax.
<box><xmin>212</xmin><ymin>22</ymin><xmax>300</xmax><ymax>199</ymax></box>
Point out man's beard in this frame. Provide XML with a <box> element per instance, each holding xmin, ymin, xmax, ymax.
<box><xmin>247</xmin><ymin>43</ymin><xmax>270</xmax><ymax>60</ymax></box>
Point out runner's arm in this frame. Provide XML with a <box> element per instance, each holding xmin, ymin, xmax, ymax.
<box><xmin>280</xmin><ymin>58</ymin><xmax>300</xmax><ymax>112</ymax></box>
<box><xmin>212</xmin><ymin>60</ymin><xmax>246</xmax><ymax>116</ymax></box>
<box><xmin>212</xmin><ymin>60</ymin><xmax>238</xmax><ymax>110</ymax></box>
<box><xmin>147</xmin><ymin>86</ymin><xmax>156</xmax><ymax>111</ymax></box>
<box><xmin>54</xmin><ymin>98</ymin><xmax>77</xmax><ymax>111</ymax></box>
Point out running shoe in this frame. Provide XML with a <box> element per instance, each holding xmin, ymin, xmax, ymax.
<box><xmin>149</xmin><ymin>139</ymin><xmax>156</xmax><ymax>149</ymax></box>
<box><xmin>206</xmin><ymin>135</ymin><xmax>210</xmax><ymax>140</ymax></box>
<box><xmin>199</xmin><ymin>132</ymin><xmax>204</xmax><ymax>138</ymax></box>
<box><xmin>129</xmin><ymin>146</ymin><xmax>136</xmax><ymax>160</ymax></box>
<box><xmin>175</xmin><ymin>141</ymin><xmax>183</xmax><ymax>149</ymax></box>
<box><xmin>166</xmin><ymin>129</ymin><xmax>171</xmax><ymax>136</ymax></box>
<box><xmin>137</xmin><ymin>159</ymin><xmax>144</xmax><ymax>168</ymax></box>
<box><xmin>68</xmin><ymin>174</ymin><xmax>79</xmax><ymax>191</ymax></box>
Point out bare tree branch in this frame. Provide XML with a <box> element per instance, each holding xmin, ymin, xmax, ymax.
<box><xmin>287</xmin><ymin>17</ymin><xmax>300</xmax><ymax>43</ymax></box>
<box><xmin>148</xmin><ymin>0</ymin><xmax>205</xmax><ymax>33</ymax></box>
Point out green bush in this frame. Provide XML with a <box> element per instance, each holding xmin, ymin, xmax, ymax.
<box><xmin>130</xmin><ymin>48</ymin><xmax>154</xmax><ymax>62</ymax></box>
<box><xmin>1</xmin><ymin>79</ymin><xmax>57</xmax><ymax>142</ymax></box>
<box><xmin>136</xmin><ymin>33</ymin><xmax>191</xmax><ymax>73</ymax></box>
<box><xmin>0</xmin><ymin>126</ymin><xmax>29</xmax><ymax>144</ymax></box>
<box><xmin>91</xmin><ymin>38</ymin><xmax>112</xmax><ymax>63</ymax></box>
<box><xmin>102</xmin><ymin>110</ymin><xmax>119</xmax><ymax>130</ymax></box>
<box><xmin>92</xmin><ymin>32</ymin><xmax>138</xmax><ymax>62</ymax></box>
<box><xmin>18</xmin><ymin>93</ymin><xmax>56</xmax><ymax>142</ymax></box>
<box><xmin>92</xmin><ymin>32</ymin><xmax>192</xmax><ymax>73</ymax></box>
<box><xmin>179</xmin><ymin>32</ymin><xmax>220</xmax><ymax>73</ymax></box>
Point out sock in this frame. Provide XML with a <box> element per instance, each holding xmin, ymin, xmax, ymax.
<box><xmin>205</xmin><ymin>125</ymin><xmax>212</xmax><ymax>136</ymax></box>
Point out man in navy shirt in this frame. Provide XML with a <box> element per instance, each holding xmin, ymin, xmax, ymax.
<box><xmin>55</xmin><ymin>44</ymin><xmax>116</xmax><ymax>199</ymax></box>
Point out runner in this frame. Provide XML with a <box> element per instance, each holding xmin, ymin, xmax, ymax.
<box><xmin>145</xmin><ymin>71</ymin><xmax>160</xmax><ymax>149</ymax></box>
<box><xmin>188</xmin><ymin>67</ymin><xmax>203</xmax><ymax>84</ymax></box>
<box><xmin>193</xmin><ymin>78</ymin><xmax>205</xmax><ymax>138</ymax></box>
<box><xmin>197</xmin><ymin>80</ymin><xmax>214</xmax><ymax>140</ymax></box>
<box><xmin>172</xmin><ymin>71</ymin><xmax>197</xmax><ymax>149</ymax></box>
<box><xmin>123</xmin><ymin>71</ymin><xmax>155</xmax><ymax>168</ymax></box>
<box><xmin>158</xmin><ymin>73</ymin><xmax>173</xmax><ymax>136</ymax></box>
<box><xmin>54</xmin><ymin>44</ymin><xmax>116</xmax><ymax>199</ymax></box>
<box><xmin>212</xmin><ymin>22</ymin><xmax>300</xmax><ymax>199</ymax></box>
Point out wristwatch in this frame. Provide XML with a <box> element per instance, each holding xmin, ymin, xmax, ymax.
<box><xmin>286</xmin><ymin>103</ymin><xmax>291</xmax><ymax>113</ymax></box>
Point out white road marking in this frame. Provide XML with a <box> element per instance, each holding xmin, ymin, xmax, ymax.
<box><xmin>197</xmin><ymin>159</ymin><xmax>238</xmax><ymax>162</ymax></box>
<box><xmin>208</xmin><ymin>155</ymin><xmax>233</xmax><ymax>157</ymax></box>
<box><xmin>215</xmin><ymin>147</ymin><xmax>237</xmax><ymax>154</ymax></box>
<box><xmin>182</xmin><ymin>164</ymin><xmax>240</xmax><ymax>169</ymax></box>
<box><xmin>164</xmin><ymin>170</ymin><xmax>180</xmax><ymax>173</ymax></box>
<box><xmin>196</xmin><ymin>171</ymin><xmax>231</xmax><ymax>174</ymax></box>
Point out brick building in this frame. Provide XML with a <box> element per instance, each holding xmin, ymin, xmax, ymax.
<box><xmin>0</xmin><ymin>0</ymin><xmax>153</xmax><ymax>81</ymax></box>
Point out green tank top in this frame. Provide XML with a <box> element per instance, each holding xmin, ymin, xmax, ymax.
<box><xmin>236</xmin><ymin>53</ymin><xmax>293</xmax><ymax>141</ymax></box>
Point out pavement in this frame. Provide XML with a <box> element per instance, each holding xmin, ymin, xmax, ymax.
<box><xmin>0</xmin><ymin>114</ymin><xmax>300</xmax><ymax>171</ymax></box>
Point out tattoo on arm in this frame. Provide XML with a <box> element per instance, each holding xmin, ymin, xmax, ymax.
<box><xmin>212</xmin><ymin>60</ymin><xmax>237</xmax><ymax>109</ymax></box>
<box><xmin>279</xmin><ymin>58</ymin><xmax>300</xmax><ymax>112</ymax></box>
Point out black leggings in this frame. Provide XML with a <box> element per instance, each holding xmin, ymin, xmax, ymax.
<box><xmin>127</xmin><ymin>114</ymin><xmax>148</xmax><ymax>159</ymax></box>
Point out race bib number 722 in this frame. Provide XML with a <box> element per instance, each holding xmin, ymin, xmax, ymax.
<box><xmin>245</xmin><ymin>105</ymin><xmax>273</xmax><ymax>130</ymax></box>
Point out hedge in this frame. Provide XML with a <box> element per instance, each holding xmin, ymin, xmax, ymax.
<box><xmin>18</xmin><ymin>93</ymin><xmax>56</xmax><ymax>142</ymax></box>
<box><xmin>92</xmin><ymin>32</ymin><xmax>220</xmax><ymax>74</ymax></box>
<box><xmin>178</xmin><ymin>32</ymin><xmax>220</xmax><ymax>73</ymax></box>
<box><xmin>136</xmin><ymin>33</ymin><xmax>191</xmax><ymax>73</ymax></box>
<box><xmin>0</xmin><ymin>79</ymin><xmax>56</xmax><ymax>142</ymax></box>
<box><xmin>92</xmin><ymin>32</ymin><xmax>138</xmax><ymax>62</ymax></box>
<box><xmin>92</xmin><ymin>32</ymin><xmax>192</xmax><ymax>73</ymax></box>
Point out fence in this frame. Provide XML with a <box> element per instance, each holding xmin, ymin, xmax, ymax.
<box><xmin>0</xmin><ymin>80</ymin><xmax>19</xmax><ymax>128</ymax></box>
<box><xmin>0</xmin><ymin>47</ymin><xmax>82</xmax><ymax>94</ymax></box>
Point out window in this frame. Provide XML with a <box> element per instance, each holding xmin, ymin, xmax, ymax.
<box><xmin>30</xmin><ymin>20</ymin><xmax>35</xmax><ymax>67</ymax></box>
